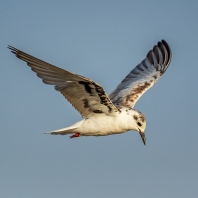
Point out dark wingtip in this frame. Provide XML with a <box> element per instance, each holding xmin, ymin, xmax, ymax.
<box><xmin>161</xmin><ymin>40</ymin><xmax>172</xmax><ymax>67</ymax></box>
<box><xmin>7</xmin><ymin>45</ymin><xmax>18</xmax><ymax>54</ymax></box>
<box><xmin>146</xmin><ymin>39</ymin><xmax>172</xmax><ymax>72</ymax></box>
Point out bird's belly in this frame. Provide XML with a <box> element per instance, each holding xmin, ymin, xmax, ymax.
<box><xmin>76</xmin><ymin>113</ymin><xmax>131</xmax><ymax>136</ymax></box>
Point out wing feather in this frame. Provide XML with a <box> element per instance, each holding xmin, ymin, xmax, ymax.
<box><xmin>109</xmin><ymin>40</ymin><xmax>172</xmax><ymax>108</ymax></box>
<box><xmin>8</xmin><ymin>46</ymin><xmax>118</xmax><ymax>117</ymax></box>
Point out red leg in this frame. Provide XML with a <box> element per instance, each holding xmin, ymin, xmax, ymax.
<box><xmin>70</xmin><ymin>133</ymin><xmax>81</xmax><ymax>138</ymax></box>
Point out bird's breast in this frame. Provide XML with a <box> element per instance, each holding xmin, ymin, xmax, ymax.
<box><xmin>77</xmin><ymin>110</ymin><xmax>134</xmax><ymax>136</ymax></box>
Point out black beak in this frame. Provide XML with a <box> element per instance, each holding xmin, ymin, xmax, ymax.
<box><xmin>139</xmin><ymin>131</ymin><xmax>146</xmax><ymax>146</ymax></box>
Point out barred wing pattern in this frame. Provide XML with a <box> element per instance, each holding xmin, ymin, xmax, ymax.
<box><xmin>8</xmin><ymin>46</ymin><xmax>118</xmax><ymax>117</ymax></box>
<box><xmin>109</xmin><ymin>40</ymin><xmax>172</xmax><ymax>108</ymax></box>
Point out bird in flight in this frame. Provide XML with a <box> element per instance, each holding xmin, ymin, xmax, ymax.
<box><xmin>8</xmin><ymin>40</ymin><xmax>171</xmax><ymax>145</ymax></box>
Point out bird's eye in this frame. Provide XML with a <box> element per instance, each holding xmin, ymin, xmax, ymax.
<box><xmin>137</xmin><ymin>122</ymin><xmax>142</xmax><ymax>126</ymax></box>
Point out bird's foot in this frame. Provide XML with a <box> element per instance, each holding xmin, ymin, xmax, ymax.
<box><xmin>70</xmin><ymin>133</ymin><xmax>81</xmax><ymax>138</ymax></box>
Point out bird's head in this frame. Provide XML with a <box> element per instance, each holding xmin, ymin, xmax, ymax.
<box><xmin>132</xmin><ymin>110</ymin><xmax>146</xmax><ymax>145</ymax></box>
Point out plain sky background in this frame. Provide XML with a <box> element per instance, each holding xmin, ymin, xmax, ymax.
<box><xmin>1</xmin><ymin>0</ymin><xmax>198</xmax><ymax>198</ymax></box>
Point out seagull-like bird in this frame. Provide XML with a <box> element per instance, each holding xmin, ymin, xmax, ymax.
<box><xmin>8</xmin><ymin>40</ymin><xmax>171</xmax><ymax>145</ymax></box>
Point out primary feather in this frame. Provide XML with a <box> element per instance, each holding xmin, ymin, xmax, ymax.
<box><xmin>8</xmin><ymin>46</ymin><xmax>118</xmax><ymax>117</ymax></box>
<box><xmin>109</xmin><ymin>40</ymin><xmax>171</xmax><ymax>108</ymax></box>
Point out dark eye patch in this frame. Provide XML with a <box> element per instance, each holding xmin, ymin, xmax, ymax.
<box><xmin>137</xmin><ymin>122</ymin><xmax>142</xmax><ymax>127</ymax></box>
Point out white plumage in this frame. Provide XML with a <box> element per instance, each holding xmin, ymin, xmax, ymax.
<box><xmin>8</xmin><ymin>40</ymin><xmax>172</xmax><ymax>145</ymax></box>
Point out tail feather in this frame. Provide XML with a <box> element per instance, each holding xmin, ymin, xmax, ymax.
<box><xmin>44</xmin><ymin>119</ymin><xmax>84</xmax><ymax>135</ymax></box>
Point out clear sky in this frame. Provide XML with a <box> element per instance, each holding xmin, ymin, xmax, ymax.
<box><xmin>1</xmin><ymin>0</ymin><xmax>198</xmax><ymax>198</ymax></box>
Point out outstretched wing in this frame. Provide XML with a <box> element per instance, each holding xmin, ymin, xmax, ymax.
<box><xmin>8</xmin><ymin>46</ymin><xmax>118</xmax><ymax>117</ymax></box>
<box><xmin>109</xmin><ymin>40</ymin><xmax>172</xmax><ymax>108</ymax></box>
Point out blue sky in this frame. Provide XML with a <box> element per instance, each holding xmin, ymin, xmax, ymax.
<box><xmin>1</xmin><ymin>0</ymin><xmax>198</xmax><ymax>197</ymax></box>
